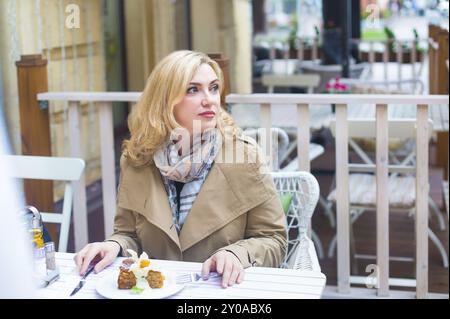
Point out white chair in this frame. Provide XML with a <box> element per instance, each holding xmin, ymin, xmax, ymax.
<box><xmin>271</xmin><ymin>171</ymin><xmax>321</xmax><ymax>272</ymax></box>
<box><xmin>1</xmin><ymin>155</ymin><xmax>85</xmax><ymax>252</ymax></box>
<box><xmin>326</xmin><ymin>119</ymin><xmax>449</xmax><ymax>270</ymax></box>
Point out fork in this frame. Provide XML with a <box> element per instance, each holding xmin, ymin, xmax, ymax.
<box><xmin>175</xmin><ymin>272</ymin><xmax>221</xmax><ymax>284</ymax></box>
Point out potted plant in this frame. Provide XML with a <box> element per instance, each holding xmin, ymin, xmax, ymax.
<box><xmin>361</xmin><ymin>26</ymin><xmax>425</xmax><ymax>63</ymax></box>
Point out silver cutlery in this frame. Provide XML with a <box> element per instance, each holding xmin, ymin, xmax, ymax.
<box><xmin>69</xmin><ymin>264</ymin><xmax>95</xmax><ymax>296</ymax></box>
<box><xmin>175</xmin><ymin>272</ymin><xmax>221</xmax><ymax>284</ymax></box>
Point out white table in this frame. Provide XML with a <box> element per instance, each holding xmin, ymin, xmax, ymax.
<box><xmin>37</xmin><ymin>253</ymin><xmax>326</xmax><ymax>299</ymax></box>
<box><xmin>231</xmin><ymin>102</ymin><xmax>448</xmax><ymax>133</ymax></box>
<box><xmin>231</xmin><ymin>103</ymin><xmax>333</xmax><ymax>131</ymax></box>
<box><xmin>345</xmin><ymin>103</ymin><xmax>449</xmax><ymax>179</ymax></box>
<box><xmin>346</xmin><ymin>103</ymin><xmax>449</xmax><ymax>132</ymax></box>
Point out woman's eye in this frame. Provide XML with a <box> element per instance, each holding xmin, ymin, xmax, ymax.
<box><xmin>210</xmin><ymin>84</ymin><xmax>219</xmax><ymax>92</ymax></box>
<box><xmin>187</xmin><ymin>86</ymin><xmax>198</xmax><ymax>94</ymax></box>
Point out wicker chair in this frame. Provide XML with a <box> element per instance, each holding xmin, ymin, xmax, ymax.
<box><xmin>243</xmin><ymin>128</ymin><xmax>325</xmax><ymax>261</ymax></box>
<box><xmin>271</xmin><ymin>171</ymin><xmax>321</xmax><ymax>271</ymax></box>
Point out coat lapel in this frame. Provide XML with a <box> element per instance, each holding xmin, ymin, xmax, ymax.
<box><xmin>118</xmin><ymin>164</ymin><xmax>181</xmax><ymax>250</ymax></box>
<box><xmin>178</xmin><ymin>162</ymin><xmax>243</xmax><ymax>251</ymax></box>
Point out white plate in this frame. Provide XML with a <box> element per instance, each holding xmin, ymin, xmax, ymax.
<box><xmin>96</xmin><ymin>270</ymin><xmax>185</xmax><ymax>299</ymax></box>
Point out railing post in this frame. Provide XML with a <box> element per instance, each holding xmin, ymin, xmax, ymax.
<box><xmin>383</xmin><ymin>41</ymin><xmax>389</xmax><ymax>83</ymax></box>
<box><xmin>416</xmin><ymin>104</ymin><xmax>429</xmax><ymax>299</ymax></box>
<box><xmin>312</xmin><ymin>37</ymin><xmax>318</xmax><ymax>61</ymax></box>
<box><xmin>260</xmin><ymin>103</ymin><xmax>272</xmax><ymax>169</ymax></box>
<box><xmin>297</xmin><ymin>38</ymin><xmax>304</xmax><ymax>62</ymax></box>
<box><xmin>376</xmin><ymin>104</ymin><xmax>389</xmax><ymax>297</ymax></box>
<box><xmin>15</xmin><ymin>54</ymin><xmax>56</xmax><ymax>240</ymax></box>
<box><xmin>397</xmin><ymin>41</ymin><xmax>403</xmax><ymax>90</ymax></box>
<box><xmin>369</xmin><ymin>41</ymin><xmax>375</xmax><ymax>76</ymax></box>
<box><xmin>335</xmin><ymin>103</ymin><xmax>350</xmax><ymax>294</ymax></box>
<box><xmin>437</xmin><ymin>28</ymin><xmax>449</xmax><ymax>95</ymax></box>
<box><xmin>436</xmin><ymin>28</ymin><xmax>449</xmax><ymax>179</ymax></box>
<box><xmin>296</xmin><ymin>103</ymin><xmax>310</xmax><ymax>172</ymax></box>
<box><xmin>68</xmin><ymin>101</ymin><xmax>89</xmax><ymax>251</ymax></box>
<box><xmin>411</xmin><ymin>40</ymin><xmax>417</xmax><ymax>83</ymax></box>
<box><xmin>98</xmin><ymin>102</ymin><xmax>117</xmax><ymax>238</ymax></box>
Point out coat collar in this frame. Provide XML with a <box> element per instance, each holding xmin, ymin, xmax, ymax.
<box><xmin>178</xmin><ymin>162</ymin><xmax>242</xmax><ymax>251</ymax></box>
<box><xmin>118</xmin><ymin>164</ymin><xmax>181</xmax><ymax>249</ymax></box>
<box><xmin>118</xmin><ymin>136</ymin><xmax>250</xmax><ymax>252</ymax></box>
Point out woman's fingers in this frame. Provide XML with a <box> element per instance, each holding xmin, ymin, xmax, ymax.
<box><xmin>236</xmin><ymin>268</ymin><xmax>245</xmax><ymax>284</ymax></box>
<box><xmin>74</xmin><ymin>242</ymin><xmax>121</xmax><ymax>275</ymax></box>
<box><xmin>221</xmin><ymin>261</ymin><xmax>233</xmax><ymax>288</ymax></box>
<box><xmin>227</xmin><ymin>264</ymin><xmax>240</xmax><ymax>287</ymax></box>
<box><xmin>201</xmin><ymin>257</ymin><xmax>213</xmax><ymax>279</ymax></box>
<box><xmin>80</xmin><ymin>247</ymin><xmax>99</xmax><ymax>275</ymax></box>
<box><xmin>73</xmin><ymin>244</ymin><xmax>91</xmax><ymax>273</ymax></box>
<box><xmin>73</xmin><ymin>253</ymin><xmax>83</xmax><ymax>271</ymax></box>
<box><xmin>202</xmin><ymin>251</ymin><xmax>244</xmax><ymax>287</ymax></box>
<box><xmin>215</xmin><ymin>253</ymin><xmax>226</xmax><ymax>276</ymax></box>
<box><xmin>93</xmin><ymin>250</ymin><xmax>115</xmax><ymax>273</ymax></box>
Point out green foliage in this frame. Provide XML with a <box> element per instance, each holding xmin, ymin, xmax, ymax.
<box><xmin>280</xmin><ymin>193</ymin><xmax>293</xmax><ymax>215</ymax></box>
<box><xmin>384</xmin><ymin>26</ymin><xmax>396</xmax><ymax>51</ymax></box>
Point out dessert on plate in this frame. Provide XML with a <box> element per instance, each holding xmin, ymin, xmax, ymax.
<box><xmin>117</xmin><ymin>249</ymin><xmax>165</xmax><ymax>291</ymax></box>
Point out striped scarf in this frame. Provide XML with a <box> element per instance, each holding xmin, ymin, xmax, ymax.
<box><xmin>153</xmin><ymin>129</ymin><xmax>221</xmax><ymax>233</ymax></box>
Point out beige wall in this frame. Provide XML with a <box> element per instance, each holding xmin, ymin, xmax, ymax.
<box><xmin>0</xmin><ymin>0</ymin><xmax>21</xmax><ymax>154</ymax></box>
<box><xmin>124</xmin><ymin>0</ymin><xmax>252</xmax><ymax>93</ymax></box>
<box><xmin>0</xmin><ymin>0</ymin><xmax>106</xmax><ymax>199</ymax></box>
<box><xmin>1</xmin><ymin>0</ymin><xmax>252</xmax><ymax>199</ymax></box>
<box><xmin>191</xmin><ymin>0</ymin><xmax>252</xmax><ymax>93</ymax></box>
<box><xmin>124</xmin><ymin>0</ymin><xmax>176</xmax><ymax>91</ymax></box>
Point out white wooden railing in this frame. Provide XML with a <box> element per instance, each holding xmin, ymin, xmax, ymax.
<box><xmin>267</xmin><ymin>37</ymin><xmax>427</xmax><ymax>88</ymax></box>
<box><xmin>37</xmin><ymin>92</ymin><xmax>141</xmax><ymax>251</ymax></box>
<box><xmin>226</xmin><ymin>93</ymin><xmax>449</xmax><ymax>299</ymax></box>
<box><xmin>351</xmin><ymin>38</ymin><xmax>427</xmax><ymax>84</ymax></box>
<box><xmin>37</xmin><ymin>92</ymin><xmax>448</xmax><ymax>298</ymax></box>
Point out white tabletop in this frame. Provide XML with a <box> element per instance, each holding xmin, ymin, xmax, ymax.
<box><xmin>37</xmin><ymin>253</ymin><xmax>326</xmax><ymax>299</ymax></box>
<box><xmin>231</xmin><ymin>103</ymin><xmax>333</xmax><ymax>131</ymax></box>
<box><xmin>346</xmin><ymin>103</ymin><xmax>449</xmax><ymax>132</ymax></box>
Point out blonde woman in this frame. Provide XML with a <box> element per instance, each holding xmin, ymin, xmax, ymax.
<box><xmin>74</xmin><ymin>50</ymin><xmax>287</xmax><ymax>288</ymax></box>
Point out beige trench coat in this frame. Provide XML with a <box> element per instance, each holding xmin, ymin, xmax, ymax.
<box><xmin>107</xmin><ymin>134</ymin><xmax>287</xmax><ymax>268</ymax></box>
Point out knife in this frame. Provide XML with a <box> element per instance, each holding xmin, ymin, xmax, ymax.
<box><xmin>69</xmin><ymin>264</ymin><xmax>95</xmax><ymax>297</ymax></box>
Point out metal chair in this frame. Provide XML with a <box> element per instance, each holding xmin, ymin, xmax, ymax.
<box><xmin>1</xmin><ymin>155</ymin><xmax>85</xmax><ymax>252</ymax></box>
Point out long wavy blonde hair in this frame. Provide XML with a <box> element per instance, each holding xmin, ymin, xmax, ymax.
<box><xmin>122</xmin><ymin>50</ymin><xmax>240</xmax><ymax>168</ymax></box>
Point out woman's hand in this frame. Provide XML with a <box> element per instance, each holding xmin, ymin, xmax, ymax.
<box><xmin>201</xmin><ymin>250</ymin><xmax>245</xmax><ymax>288</ymax></box>
<box><xmin>74</xmin><ymin>241</ymin><xmax>121</xmax><ymax>275</ymax></box>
